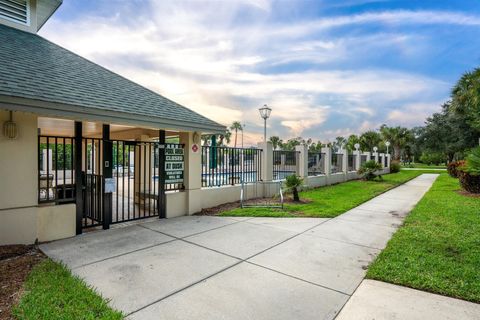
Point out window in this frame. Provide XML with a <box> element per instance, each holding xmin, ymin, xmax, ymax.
<box><xmin>0</xmin><ymin>0</ymin><xmax>29</xmax><ymax>25</ymax></box>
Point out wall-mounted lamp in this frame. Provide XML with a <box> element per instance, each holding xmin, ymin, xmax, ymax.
<box><xmin>3</xmin><ymin>111</ymin><xmax>18</xmax><ymax>140</ymax></box>
<box><xmin>192</xmin><ymin>131</ymin><xmax>201</xmax><ymax>144</ymax></box>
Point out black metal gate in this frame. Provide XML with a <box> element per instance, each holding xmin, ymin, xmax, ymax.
<box><xmin>80</xmin><ymin>138</ymin><xmax>185</xmax><ymax>229</ymax></box>
<box><xmin>82</xmin><ymin>138</ymin><xmax>104</xmax><ymax>228</ymax></box>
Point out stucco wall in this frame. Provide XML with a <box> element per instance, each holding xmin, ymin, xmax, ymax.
<box><xmin>37</xmin><ymin>204</ymin><xmax>75</xmax><ymax>242</ymax></box>
<box><xmin>0</xmin><ymin>111</ymin><xmax>76</xmax><ymax>245</ymax></box>
<box><xmin>166</xmin><ymin>191</ymin><xmax>187</xmax><ymax>218</ymax></box>
<box><xmin>0</xmin><ymin>111</ymin><xmax>38</xmax><ymax>209</ymax></box>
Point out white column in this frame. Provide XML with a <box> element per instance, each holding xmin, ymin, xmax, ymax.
<box><xmin>374</xmin><ymin>152</ymin><xmax>379</xmax><ymax>163</ymax></box>
<box><xmin>322</xmin><ymin>147</ymin><xmax>331</xmax><ymax>179</ymax></box>
<box><xmin>179</xmin><ymin>132</ymin><xmax>202</xmax><ymax>215</ymax></box>
<box><xmin>258</xmin><ymin>141</ymin><xmax>273</xmax><ymax>181</ymax></box>
<box><xmin>379</xmin><ymin>153</ymin><xmax>385</xmax><ymax>168</ymax></box>
<box><xmin>386</xmin><ymin>154</ymin><xmax>391</xmax><ymax>169</ymax></box>
<box><xmin>341</xmin><ymin>149</ymin><xmax>348</xmax><ymax>173</ymax></box>
<box><xmin>42</xmin><ymin>149</ymin><xmax>53</xmax><ymax>173</ymax></box>
<box><xmin>295</xmin><ymin>144</ymin><xmax>308</xmax><ymax>179</ymax></box>
<box><xmin>355</xmin><ymin>150</ymin><xmax>361</xmax><ymax>171</ymax></box>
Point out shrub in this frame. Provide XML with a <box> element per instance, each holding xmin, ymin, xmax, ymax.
<box><xmin>447</xmin><ymin>160</ymin><xmax>466</xmax><ymax>178</ymax></box>
<box><xmin>458</xmin><ymin>147</ymin><xmax>480</xmax><ymax>194</ymax></box>
<box><xmin>458</xmin><ymin>171</ymin><xmax>480</xmax><ymax>193</ymax></box>
<box><xmin>465</xmin><ymin>147</ymin><xmax>480</xmax><ymax>175</ymax></box>
<box><xmin>284</xmin><ymin>175</ymin><xmax>304</xmax><ymax>202</ymax></box>
<box><xmin>419</xmin><ymin>152</ymin><xmax>445</xmax><ymax>165</ymax></box>
<box><xmin>358</xmin><ymin>160</ymin><xmax>383</xmax><ymax>181</ymax></box>
<box><xmin>390</xmin><ymin>160</ymin><xmax>401</xmax><ymax>173</ymax></box>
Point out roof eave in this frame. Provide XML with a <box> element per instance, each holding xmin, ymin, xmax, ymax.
<box><xmin>0</xmin><ymin>95</ymin><xmax>227</xmax><ymax>134</ymax></box>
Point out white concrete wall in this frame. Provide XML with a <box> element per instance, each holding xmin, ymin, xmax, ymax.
<box><xmin>0</xmin><ymin>111</ymin><xmax>76</xmax><ymax>245</ymax></box>
<box><xmin>37</xmin><ymin>204</ymin><xmax>75</xmax><ymax>242</ymax></box>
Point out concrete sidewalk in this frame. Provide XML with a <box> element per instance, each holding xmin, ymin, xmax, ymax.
<box><xmin>40</xmin><ymin>174</ymin><xmax>444</xmax><ymax>320</ymax></box>
<box><xmin>337</xmin><ymin>280</ymin><xmax>480</xmax><ymax>320</ymax></box>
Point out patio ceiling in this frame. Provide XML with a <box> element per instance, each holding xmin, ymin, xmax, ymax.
<box><xmin>38</xmin><ymin>117</ymin><xmax>179</xmax><ymax>139</ymax></box>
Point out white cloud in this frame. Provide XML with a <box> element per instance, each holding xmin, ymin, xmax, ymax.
<box><xmin>39</xmin><ymin>3</ymin><xmax>462</xmax><ymax>145</ymax></box>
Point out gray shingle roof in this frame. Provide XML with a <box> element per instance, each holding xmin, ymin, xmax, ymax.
<box><xmin>0</xmin><ymin>24</ymin><xmax>226</xmax><ymax>133</ymax></box>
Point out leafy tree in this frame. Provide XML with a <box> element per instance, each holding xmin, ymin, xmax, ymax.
<box><xmin>230</xmin><ymin>121</ymin><xmax>243</xmax><ymax>148</ymax></box>
<box><xmin>281</xmin><ymin>137</ymin><xmax>304</xmax><ymax>151</ymax></box>
<box><xmin>201</xmin><ymin>129</ymin><xmax>231</xmax><ymax>146</ymax></box>
<box><xmin>417</xmin><ymin>102</ymin><xmax>479</xmax><ymax>162</ymax></box>
<box><xmin>346</xmin><ymin>134</ymin><xmax>361</xmax><ymax>151</ymax></box>
<box><xmin>332</xmin><ymin>136</ymin><xmax>347</xmax><ymax>152</ymax></box>
<box><xmin>379</xmin><ymin>125</ymin><xmax>413</xmax><ymax>160</ymax></box>
<box><xmin>308</xmin><ymin>141</ymin><xmax>324</xmax><ymax>152</ymax></box>
<box><xmin>360</xmin><ymin>131</ymin><xmax>382</xmax><ymax>152</ymax></box>
<box><xmin>269</xmin><ymin>136</ymin><xmax>282</xmax><ymax>150</ymax></box>
<box><xmin>451</xmin><ymin>68</ymin><xmax>480</xmax><ymax>131</ymax></box>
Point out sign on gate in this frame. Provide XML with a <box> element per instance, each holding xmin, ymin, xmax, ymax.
<box><xmin>165</xmin><ymin>144</ymin><xmax>184</xmax><ymax>183</ymax></box>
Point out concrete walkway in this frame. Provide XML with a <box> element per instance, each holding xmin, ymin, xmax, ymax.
<box><xmin>337</xmin><ymin>280</ymin><xmax>480</xmax><ymax>320</ymax></box>
<box><xmin>40</xmin><ymin>174</ymin><xmax>443</xmax><ymax>319</ymax></box>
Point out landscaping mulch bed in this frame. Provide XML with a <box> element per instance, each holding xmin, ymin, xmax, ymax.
<box><xmin>0</xmin><ymin>245</ymin><xmax>45</xmax><ymax>320</ymax></box>
<box><xmin>196</xmin><ymin>197</ymin><xmax>310</xmax><ymax>216</ymax></box>
<box><xmin>457</xmin><ymin>190</ymin><xmax>480</xmax><ymax>198</ymax></box>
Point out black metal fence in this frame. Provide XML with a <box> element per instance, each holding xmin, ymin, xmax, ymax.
<box><xmin>38</xmin><ymin>135</ymin><xmax>76</xmax><ymax>204</ymax></box>
<box><xmin>273</xmin><ymin>150</ymin><xmax>299</xmax><ymax>180</ymax></box>
<box><xmin>348</xmin><ymin>154</ymin><xmax>356</xmax><ymax>171</ymax></box>
<box><xmin>331</xmin><ymin>153</ymin><xmax>343</xmax><ymax>173</ymax></box>
<box><xmin>82</xmin><ymin>138</ymin><xmax>103</xmax><ymax>228</ymax></box>
<box><xmin>308</xmin><ymin>152</ymin><xmax>325</xmax><ymax>176</ymax></box>
<box><xmin>360</xmin><ymin>154</ymin><xmax>368</xmax><ymax>166</ymax></box>
<box><xmin>202</xmin><ymin>146</ymin><xmax>262</xmax><ymax>187</ymax></box>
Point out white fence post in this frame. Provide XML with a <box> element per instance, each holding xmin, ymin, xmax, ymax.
<box><xmin>355</xmin><ymin>150</ymin><xmax>361</xmax><ymax>171</ymax></box>
<box><xmin>295</xmin><ymin>144</ymin><xmax>308</xmax><ymax>179</ymax></box>
<box><xmin>341</xmin><ymin>148</ymin><xmax>348</xmax><ymax>181</ymax></box>
<box><xmin>258</xmin><ymin>141</ymin><xmax>273</xmax><ymax>181</ymax></box>
<box><xmin>322</xmin><ymin>147</ymin><xmax>331</xmax><ymax>182</ymax></box>
<box><xmin>179</xmin><ymin>131</ymin><xmax>202</xmax><ymax>215</ymax></box>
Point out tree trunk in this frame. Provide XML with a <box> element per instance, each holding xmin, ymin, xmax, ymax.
<box><xmin>234</xmin><ymin>129</ymin><xmax>237</xmax><ymax>148</ymax></box>
<box><xmin>293</xmin><ymin>188</ymin><xmax>300</xmax><ymax>202</ymax></box>
<box><xmin>393</xmin><ymin>145</ymin><xmax>401</xmax><ymax>160</ymax></box>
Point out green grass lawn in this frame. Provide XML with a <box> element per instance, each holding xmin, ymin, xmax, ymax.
<box><xmin>367</xmin><ymin>173</ymin><xmax>480</xmax><ymax>303</ymax></box>
<box><xmin>219</xmin><ymin>170</ymin><xmax>433</xmax><ymax>218</ymax></box>
<box><xmin>13</xmin><ymin>259</ymin><xmax>123</xmax><ymax>320</ymax></box>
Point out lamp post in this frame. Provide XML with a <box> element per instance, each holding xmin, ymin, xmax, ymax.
<box><xmin>373</xmin><ymin>146</ymin><xmax>378</xmax><ymax>153</ymax></box>
<box><xmin>354</xmin><ymin>143</ymin><xmax>360</xmax><ymax>151</ymax></box>
<box><xmin>385</xmin><ymin>141</ymin><xmax>390</xmax><ymax>155</ymax></box>
<box><xmin>241</xmin><ymin>123</ymin><xmax>245</xmax><ymax>149</ymax></box>
<box><xmin>259</xmin><ymin>104</ymin><xmax>272</xmax><ymax>143</ymax></box>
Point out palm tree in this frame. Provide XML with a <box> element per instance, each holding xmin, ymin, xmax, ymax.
<box><xmin>360</xmin><ymin>131</ymin><xmax>382</xmax><ymax>152</ymax></box>
<box><xmin>269</xmin><ymin>136</ymin><xmax>282</xmax><ymax>150</ymax></box>
<box><xmin>346</xmin><ymin>134</ymin><xmax>360</xmax><ymax>151</ymax></box>
<box><xmin>230</xmin><ymin>121</ymin><xmax>243</xmax><ymax>148</ymax></box>
<box><xmin>451</xmin><ymin>68</ymin><xmax>480</xmax><ymax>130</ymax></box>
<box><xmin>379</xmin><ymin>125</ymin><xmax>413</xmax><ymax>160</ymax></box>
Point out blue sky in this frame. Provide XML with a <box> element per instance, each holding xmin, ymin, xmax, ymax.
<box><xmin>40</xmin><ymin>0</ymin><xmax>480</xmax><ymax>145</ymax></box>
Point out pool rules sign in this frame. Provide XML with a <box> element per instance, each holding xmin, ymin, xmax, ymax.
<box><xmin>165</xmin><ymin>144</ymin><xmax>184</xmax><ymax>184</ymax></box>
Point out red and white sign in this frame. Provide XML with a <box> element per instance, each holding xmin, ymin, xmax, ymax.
<box><xmin>191</xmin><ymin>144</ymin><xmax>199</xmax><ymax>153</ymax></box>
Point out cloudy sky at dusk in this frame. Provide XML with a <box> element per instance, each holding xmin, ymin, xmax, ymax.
<box><xmin>40</xmin><ymin>0</ymin><xmax>480</xmax><ymax>145</ymax></box>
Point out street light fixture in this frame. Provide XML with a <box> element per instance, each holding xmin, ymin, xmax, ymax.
<box><xmin>373</xmin><ymin>146</ymin><xmax>378</xmax><ymax>153</ymax></box>
<box><xmin>259</xmin><ymin>104</ymin><xmax>272</xmax><ymax>142</ymax></box>
<box><xmin>354</xmin><ymin>143</ymin><xmax>360</xmax><ymax>151</ymax></box>
<box><xmin>385</xmin><ymin>141</ymin><xmax>391</xmax><ymax>155</ymax></box>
